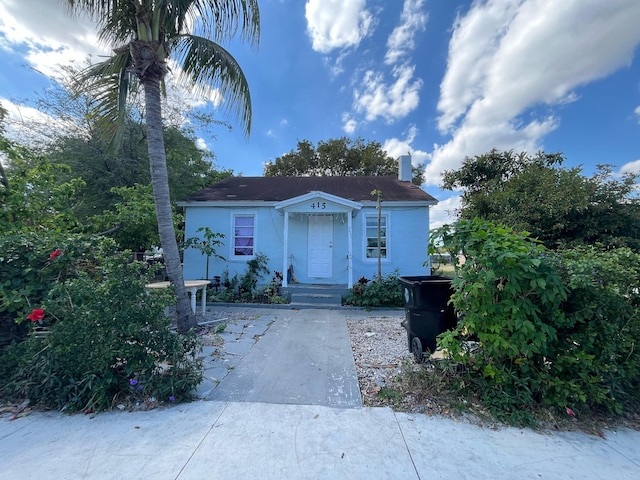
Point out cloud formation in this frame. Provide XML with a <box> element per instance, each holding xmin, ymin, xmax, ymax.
<box><xmin>340</xmin><ymin>0</ymin><xmax>427</xmax><ymax>132</ymax></box>
<box><xmin>425</xmin><ymin>0</ymin><xmax>640</xmax><ymax>185</ymax></box>
<box><xmin>385</xmin><ymin>0</ymin><xmax>428</xmax><ymax>65</ymax></box>
<box><xmin>305</xmin><ymin>0</ymin><xmax>373</xmax><ymax>53</ymax></box>
<box><xmin>354</xmin><ymin>64</ymin><xmax>423</xmax><ymax>122</ymax></box>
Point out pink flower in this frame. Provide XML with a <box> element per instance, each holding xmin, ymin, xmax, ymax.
<box><xmin>565</xmin><ymin>407</ymin><xmax>576</xmax><ymax>417</ymax></box>
<box><xmin>26</xmin><ymin>308</ymin><xmax>45</xmax><ymax>322</ymax></box>
<box><xmin>49</xmin><ymin>249</ymin><xmax>62</xmax><ymax>260</ymax></box>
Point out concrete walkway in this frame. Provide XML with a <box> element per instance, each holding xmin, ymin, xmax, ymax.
<box><xmin>210</xmin><ymin>309</ymin><xmax>361</xmax><ymax>407</ymax></box>
<box><xmin>1</xmin><ymin>306</ymin><xmax>639</xmax><ymax>479</ymax></box>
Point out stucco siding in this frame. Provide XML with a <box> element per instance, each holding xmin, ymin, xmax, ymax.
<box><xmin>182</xmin><ymin>203</ymin><xmax>431</xmax><ymax>284</ymax></box>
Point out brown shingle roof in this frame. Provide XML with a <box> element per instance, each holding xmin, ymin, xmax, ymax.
<box><xmin>183</xmin><ymin>176</ymin><xmax>437</xmax><ymax>203</ymax></box>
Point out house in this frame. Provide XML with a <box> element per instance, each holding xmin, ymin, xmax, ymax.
<box><xmin>178</xmin><ymin>155</ymin><xmax>438</xmax><ymax>289</ymax></box>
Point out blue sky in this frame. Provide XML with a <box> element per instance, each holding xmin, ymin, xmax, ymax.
<box><xmin>0</xmin><ymin>0</ymin><xmax>639</xmax><ymax>228</ymax></box>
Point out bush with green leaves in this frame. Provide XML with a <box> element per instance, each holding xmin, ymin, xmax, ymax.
<box><xmin>551</xmin><ymin>246</ymin><xmax>640</xmax><ymax>413</ymax></box>
<box><xmin>430</xmin><ymin>218</ymin><xmax>640</xmax><ymax>424</ymax></box>
<box><xmin>213</xmin><ymin>254</ymin><xmax>276</xmax><ymax>303</ymax></box>
<box><xmin>0</xmin><ymin>249</ymin><xmax>203</xmax><ymax>412</ymax></box>
<box><xmin>344</xmin><ymin>271</ymin><xmax>404</xmax><ymax>307</ymax></box>
<box><xmin>0</xmin><ymin>232</ymin><xmax>109</xmax><ymax>346</ymax></box>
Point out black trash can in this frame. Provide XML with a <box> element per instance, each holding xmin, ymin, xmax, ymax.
<box><xmin>399</xmin><ymin>276</ymin><xmax>457</xmax><ymax>362</ymax></box>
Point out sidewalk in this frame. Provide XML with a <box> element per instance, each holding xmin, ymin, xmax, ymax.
<box><xmin>1</xmin><ymin>306</ymin><xmax>639</xmax><ymax>479</ymax></box>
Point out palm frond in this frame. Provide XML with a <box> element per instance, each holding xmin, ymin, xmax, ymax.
<box><xmin>170</xmin><ymin>34</ymin><xmax>252</xmax><ymax>136</ymax></box>
<box><xmin>63</xmin><ymin>1</ymin><xmax>138</xmax><ymax>45</ymax></box>
<box><xmin>170</xmin><ymin>0</ymin><xmax>259</xmax><ymax>46</ymax></box>
<box><xmin>72</xmin><ymin>49</ymin><xmax>138</xmax><ymax>145</ymax></box>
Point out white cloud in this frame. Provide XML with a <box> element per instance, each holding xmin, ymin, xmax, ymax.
<box><xmin>354</xmin><ymin>64</ymin><xmax>423</xmax><ymax>122</ymax></box>
<box><xmin>305</xmin><ymin>0</ymin><xmax>374</xmax><ymax>53</ymax></box>
<box><xmin>195</xmin><ymin>137</ymin><xmax>209</xmax><ymax>151</ymax></box>
<box><xmin>425</xmin><ymin>115</ymin><xmax>559</xmax><ymax>186</ymax></box>
<box><xmin>0</xmin><ymin>97</ymin><xmax>74</xmax><ymax>145</ymax></box>
<box><xmin>635</xmin><ymin>105</ymin><xmax>640</xmax><ymax>123</ymax></box>
<box><xmin>341</xmin><ymin>113</ymin><xmax>357</xmax><ymax>134</ymax></box>
<box><xmin>620</xmin><ymin>159</ymin><xmax>640</xmax><ymax>175</ymax></box>
<box><xmin>427</xmin><ymin>0</ymin><xmax>640</xmax><ymax>186</ymax></box>
<box><xmin>429</xmin><ymin>195</ymin><xmax>461</xmax><ymax>230</ymax></box>
<box><xmin>383</xmin><ymin>125</ymin><xmax>429</xmax><ymax>163</ymax></box>
<box><xmin>385</xmin><ymin>0</ymin><xmax>428</xmax><ymax>65</ymax></box>
<box><xmin>0</xmin><ymin>1</ymin><xmax>226</xmax><ymax>124</ymax></box>
<box><xmin>0</xmin><ymin>0</ymin><xmax>107</xmax><ymax>78</ymax></box>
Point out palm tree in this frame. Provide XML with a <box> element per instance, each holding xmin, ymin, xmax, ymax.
<box><xmin>61</xmin><ymin>1</ymin><xmax>259</xmax><ymax>333</ymax></box>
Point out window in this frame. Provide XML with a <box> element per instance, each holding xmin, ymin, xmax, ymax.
<box><xmin>233</xmin><ymin>214</ymin><xmax>255</xmax><ymax>257</ymax></box>
<box><xmin>365</xmin><ymin>214</ymin><xmax>387</xmax><ymax>259</ymax></box>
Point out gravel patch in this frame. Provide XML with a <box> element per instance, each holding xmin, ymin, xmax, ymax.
<box><xmin>345</xmin><ymin>313</ymin><xmax>414</xmax><ymax>403</ymax></box>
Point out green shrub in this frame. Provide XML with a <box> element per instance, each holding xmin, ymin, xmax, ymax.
<box><xmin>213</xmin><ymin>254</ymin><xmax>282</xmax><ymax>304</ymax></box>
<box><xmin>551</xmin><ymin>246</ymin><xmax>640</xmax><ymax>413</ymax></box>
<box><xmin>0</xmin><ymin>232</ymin><xmax>110</xmax><ymax>346</ymax></box>
<box><xmin>0</xmin><ymin>251</ymin><xmax>203</xmax><ymax>412</ymax></box>
<box><xmin>431</xmin><ymin>218</ymin><xmax>640</xmax><ymax>423</ymax></box>
<box><xmin>344</xmin><ymin>271</ymin><xmax>403</xmax><ymax>307</ymax></box>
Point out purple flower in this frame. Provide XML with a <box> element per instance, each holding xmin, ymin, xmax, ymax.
<box><xmin>169</xmin><ymin>396</ymin><xmax>175</xmax><ymax>402</ymax></box>
<box><xmin>129</xmin><ymin>378</ymin><xmax>138</xmax><ymax>386</ymax></box>
<box><xmin>137</xmin><ymin>385</ymin><xmax>144</xmax><ymax>391</ymax></box>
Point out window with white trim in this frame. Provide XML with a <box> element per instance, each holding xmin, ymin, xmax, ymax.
<box><xmin>233</xmin><ymin>214</ymin><xmax>255</xmax><ymax>257</ymax></box>
<box><xmin>365</xmin><ymin>214</ymin><xmax>388</xmax><ymax>259</ymax></box>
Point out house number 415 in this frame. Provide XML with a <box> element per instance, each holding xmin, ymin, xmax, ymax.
<box><xmin>310</xmin><ymin>201</ymin><xmax>326</xmax><ymax>209</ymax></box>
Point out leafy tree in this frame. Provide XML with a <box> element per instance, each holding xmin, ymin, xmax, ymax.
<box><xmin>63</xmin><ymin>0</ymin><xmax>259</xmax><ymax>333</ymax></box>
<box><xmin>264</xmin><ymin>137</ymin><xmax>425</xmax><ymax>185</ymax></box>
<box><xmin>0</xmin><ymin>115</ymin><xmax>84</xmax><ymax>234</ymax></box>
<box><xmin>90</xmin><ymin>184</ymin><xmax>163</xmax><ymax>252</ymax></box>
<box><xmin>47</xmin><ymin>121</ymin><xmax>231</xmax><ymax>222</ymax></box>
<box><xmin>442</xmin><ymin>149</ymin><xmax>640</xmax><ymax>250</ymax></box>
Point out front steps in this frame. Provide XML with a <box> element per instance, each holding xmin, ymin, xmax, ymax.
<box><xmin>284</xmin><ymin>284</ymin><xmax>349</xmax><ymax>308</ymax></box>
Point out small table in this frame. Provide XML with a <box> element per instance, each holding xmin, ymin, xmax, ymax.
<box><xmin>146</xmin><ymin>280</ymin><xmax>211</xmax><ymax>314</ymax></box>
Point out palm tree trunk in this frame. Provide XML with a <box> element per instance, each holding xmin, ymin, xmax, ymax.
<box><xmin>143</xmin><ymin>77</ymin><xmax>196</xmax><ymax>333</ymax></box>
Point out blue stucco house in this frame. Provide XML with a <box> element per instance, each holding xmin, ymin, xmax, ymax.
<box><xmin>178</xmin><ymin>155</ymin><xmax>437</xmax><ymax>289</ymax></box>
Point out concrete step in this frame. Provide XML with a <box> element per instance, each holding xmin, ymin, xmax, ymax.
<box><xmin>289</xmin><ymin>292</ymin><xmax>343</xmax><ymax>307</ymax></box>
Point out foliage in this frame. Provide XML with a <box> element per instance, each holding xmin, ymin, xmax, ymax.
<box><xmin>183</xmin><ymin>227</ymin><xmax>225</xmax><ymax>280</ymax></box>
<box><xmin>429</xmin><ymin>218</ymin><xmax>640</xmax><ymax>424</ymax></box>
<box><xmin>47</xmin><ymin>121</ymin><xmax>229</xmax><ymax>222</ymax></box>
<box><xmin>239</xmin><ymin>253</ymin><xmax>270</xmax><ymax>299</ymax></box>
<box><xmin>344</xmin><ymin>271</ymin><xmax>404</xmax><ymax>307</ymax></box>
<box><xmin>551</xmin><ymin>246</ymin><xmax>640</xmax><ymax>412</ymax></box>
<box><xmin>66</xmin><ymin>0</ymin><xmax>259</xmax><ymax>142</ymax></box>
<box><xmin>0</xmin><ymin>251</ymin><xmax>203</xmax><ymax>412</ymax></box>
<box><xmin>0</xmin><ymin>232</ymin><xmax>111</xmax><ymax>346</ymax></box>
<box><xmin>62</xmin><ymin>0</ymin><xmax>259</xmax><ymax>333</ymax></box>
<box><xmin>441</xmin><ymin>149</ymin><xmax>640</xmax><ymax>251</ymax></box>
<box><xmin>213</xmin><ymin>255</ymin><xmax>287</xmax><ymax>304</ymax></box>
<box><xmin>264</xmin><ymin>137</ymin><xmax>425</xmax><ymax>185</ymax></box>
<box><xmin>89</xmin><ymin>184</ymin><xmax>161</xmax><ymax>251</ymax></box>
<box><xmin>0</xmin><ymin>145</ymin><xmax>85</xmax><ymax>234</ymax></box>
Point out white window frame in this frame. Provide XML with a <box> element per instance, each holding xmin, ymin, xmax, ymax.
<box><xmin>231</xmin><ymin>212</ymin><xmax>257</xmax><ymax>260</ymax></box>
<box><xmin>363</xmin><ymin>212</ymin><xmax>389</xmax><ymax>262</ymax></box>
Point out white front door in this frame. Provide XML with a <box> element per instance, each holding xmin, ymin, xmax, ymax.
<box><xmin>308</xmin><ymin>215</ymin><xmax>333</xmax><ymax>278</ymax></box>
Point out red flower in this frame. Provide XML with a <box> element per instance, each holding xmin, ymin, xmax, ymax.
<box><xmin>27</xmin><ymin>308</ymin><xmax>45</xmax><ymax>322</ymax></box>
<box><xmin>49</xmin><ymin>249</ymin><xmax>62</xmax><ymax>260</ymax></box>
<box><xmin>565</xmin><ymin>407</ymin><xmax>576</xmax><ymax>417</ymax></box>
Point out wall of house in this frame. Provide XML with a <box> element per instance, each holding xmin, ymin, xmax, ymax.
<box><xmin>182</xmin><ymin>203</ymin><xmax>432</xmax><ymax>286</ymax></box>
<box><xmin>182</xmin><ymin>205</ymin><xmax>285</xmax><ymax>284</ymax></box>
<box><xmin>351</xmin><ymin>205</ymin><xmax>431</xmax><ymax>281</ymax></box>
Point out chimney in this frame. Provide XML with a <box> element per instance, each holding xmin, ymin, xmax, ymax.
<box><xmin>398</xmin><ymin>154</ymin><xmax>412</xmax><ymax>182</ymax></box>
